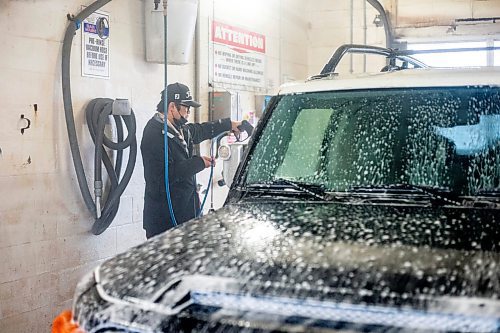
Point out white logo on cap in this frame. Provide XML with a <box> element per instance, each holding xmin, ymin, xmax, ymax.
<box><xmin>185</xmin><ymin>91</ymin><xmax>191</xmax><ymax>99</ymax></box>
<box><xmin>174</xmin><ymin>93</ymin><xmax>180</xmax><ymax>100</ymax></box>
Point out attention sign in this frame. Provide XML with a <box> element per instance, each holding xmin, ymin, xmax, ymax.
<box><xmin>211</xmin><ymin>21</ymin><xmax>266</xmax><ymax>90</ymax></box>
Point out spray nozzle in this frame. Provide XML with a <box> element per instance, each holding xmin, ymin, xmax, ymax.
<box><xmin>237</xmin><ymin>120</ymin><xmax>254</xmax><ymax>136</ymax></box>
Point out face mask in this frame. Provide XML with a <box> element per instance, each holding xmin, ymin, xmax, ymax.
<box><xmin>174</xmin><ymin>116</ymin><xmax>188</xmax><ymax>127</ymax></box>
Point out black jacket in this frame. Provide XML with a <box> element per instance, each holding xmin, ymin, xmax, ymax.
<box><xmin>141</xmin><ymin>115</ymin><xmax>232</xmax><ymax>238</ymax></box>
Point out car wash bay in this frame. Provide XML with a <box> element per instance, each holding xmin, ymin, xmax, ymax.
<box><xmin>1</xmin><ymin>0</ymin><xmax>500</xmax><ymax>332</ymax></box>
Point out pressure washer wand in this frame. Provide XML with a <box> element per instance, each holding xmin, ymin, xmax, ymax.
<box><xmin>237</xmin><ymin>120</ymin><xmax>254</xmax><ymax>137</ymax></box>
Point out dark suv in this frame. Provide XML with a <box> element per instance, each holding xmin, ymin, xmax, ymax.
<box><xmin>60</xmin><ymin>48</ymin><xmax>500</xmax><ymax>333</ymax></box>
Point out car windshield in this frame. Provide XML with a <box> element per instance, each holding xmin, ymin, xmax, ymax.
<box><xmin>245</xmin><ymin>86</ymin><xmax>500</xmax><ymax>196</ymax></box>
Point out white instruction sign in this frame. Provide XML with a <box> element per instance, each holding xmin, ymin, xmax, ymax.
<box><xmin>211</xmin><ymin>21</ymin><xmax>266</xmax><ymax>90</ymax></box>
<box><xmin>82</xmin><ymin>10</ymin><xmax>110</xmax><ymax>79</ymax></box>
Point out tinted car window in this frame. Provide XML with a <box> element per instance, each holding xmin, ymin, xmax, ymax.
<box><xmin>246</xmin><ymin>87</ymin><xmax>500</xmax><ymax>195</ymax></box>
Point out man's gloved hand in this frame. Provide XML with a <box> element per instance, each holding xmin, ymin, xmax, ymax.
<box><xmin>201</xmin><ymin>156</ymin><xmax>215</xmax><ymax>168</ymax></box>
<box><xmin>231</xmin><ymin>121</ymin><xmax>242</xmax><ymax>136</ymax></box>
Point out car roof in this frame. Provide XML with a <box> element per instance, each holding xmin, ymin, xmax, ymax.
<box><xmin>278</xmin><ymin>67</ymin><xmax>500</xmax><ymax>95</ymax></box>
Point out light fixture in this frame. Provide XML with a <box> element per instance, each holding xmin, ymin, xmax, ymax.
<box><xmin>373</xmin><ymin>14</ymin><xmax>383</xmax><ymax>27</ymax></box>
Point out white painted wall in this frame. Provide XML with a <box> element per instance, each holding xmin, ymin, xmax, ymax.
<box><xmin>306</xmin><ymin>0</ymin><xmax>500</xmax><ymax>75</ymax></box>
<box><xmin>196</xmin><ymin>0</ymin><xmax>308</xmax><ymax>109</ymax></box>
<box><xmin>0</xmin><ymin>0</ymin><xmax>193</xmax><ymax>331</ymax></box>
<box><xmin>306</xmin><ymin>0</ymin><xmax>387</xmax><ymax>75</ymax></box>
<box><xmin>194</xmin><ymin>0</ymin><xmax>309</xmax><ymax>211</ymax></box>
<box><xmin>0</xmin><ymin>0</ymin><xmax>308</xmax><ymax>331</ymax></box>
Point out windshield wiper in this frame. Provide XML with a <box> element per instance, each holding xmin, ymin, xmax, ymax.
<box><xmin>466</xmin><ymin>188</ymin><xmax>500</xmax><ymax>208</ymax></box>
<box><xmin>476</xmin><ymin>188</ymin><xmax>500</xmax><ymax>195</ymax></box>
<box><xmin>245</xmin><ymin>178</ymin><xmax>329</xmax><ymax>201</ymax></box>
<box><xmin>348</xmin><ymin>184</ymin><xmax>464</xmax><ymax>206</ymax></box>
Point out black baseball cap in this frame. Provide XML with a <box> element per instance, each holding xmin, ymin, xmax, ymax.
<box><xmin>163</xmin><ymin>82</ymin><xmax>201</xmax><ymax>108</ymax></box>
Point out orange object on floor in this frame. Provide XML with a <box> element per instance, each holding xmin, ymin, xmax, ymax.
<box><xmin>52</xmin><ymin>310</ymin><xmax>84</xmax><ymax>333</ymax></box>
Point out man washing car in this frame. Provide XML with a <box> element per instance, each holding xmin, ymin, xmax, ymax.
<box><xmin>141</xmin><ymin>82</ymin><xmax>241</xmax><ymax>238</ymax></box>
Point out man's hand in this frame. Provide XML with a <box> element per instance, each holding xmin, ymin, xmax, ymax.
<box><xmin>201</xmin><ymin>156</ymin><xmax>215</xmax><ymax>168</ymax></box>
<box><xmin>231</xmin><ymin>121</ymin><xmax>242</xmax><ymax>136</ymax></box>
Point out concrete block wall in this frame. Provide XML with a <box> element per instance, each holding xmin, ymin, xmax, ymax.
<box><xmin>306</xmin><ymin>0</ymin><xmax>500</xmax><ymax>75</ymax></box>
<box><xmin>306</xmin><ymin>0</ymin><xmax>386</xmax><ymax>76</ymax></box>
<box><xmin>0</xmin><ymin>0</ymin><xmax>309</xmax><ymax>331</ymax></box>
<box><xmin>0</xmin><ymin>0</ymin><xmax>192</xmax><ymax>331</ymax></box>
<box><xmin>194</xmin><ymin>0</ymin><xmax>309</xmax><ymax>211</ymax></box>
<box><xmin>197</xmin><ymin>0</ymin><xmax>309</xmax><ymax>105</ymax></box>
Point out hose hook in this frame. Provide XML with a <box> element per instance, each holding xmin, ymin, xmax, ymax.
<box><xmin>20</xmin><ymin>114</ymin><xmax>31</xmax><ymax>135</ymax></box>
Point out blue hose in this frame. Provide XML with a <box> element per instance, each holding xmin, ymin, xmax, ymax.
<box><xmin>164</xmin><ymin>108</ymin><xmax>177</xmax><ymax>227</ymax></box>
<box><xmin>197</xmin><ymin>132</ymin><xmax>229</xmax><ymax>217</ymax></box>
<box><xmin>197</xmin><ymin>162</ymin><xmax>213</xmax><ymax>217</ymax></box>
<box><xmin>163</xmin><ymin>12</ymin><xmax>177</xmax><ymax>227</ymax></box>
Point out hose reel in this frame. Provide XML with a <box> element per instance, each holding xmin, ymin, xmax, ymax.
<box><xmin>85</xmin><ymin>98</ymin><xmax>137</xmax><ymax>235</ymax></box>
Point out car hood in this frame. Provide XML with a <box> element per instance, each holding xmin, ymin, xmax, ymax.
<box><xmin>88</xmin><ymin>201</ymin><xmax>500</xmax><ymax>330</ymax></box>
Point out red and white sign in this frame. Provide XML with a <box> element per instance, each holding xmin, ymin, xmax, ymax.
<box><xmin>212</xmin><ymin>21</ymin><xmax>266</xmax><ymax>54</ymax></box>
<box><xmin>211</xmin><ymin>21</ymin><xmax>266</xmax><ymax>89</ymax></box>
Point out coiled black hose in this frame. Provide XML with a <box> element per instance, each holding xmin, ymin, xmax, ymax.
<box><xmin>62</xmin><ymin>0</ymin><xmax>138</xmax><ymax>234</ymax></box>
<box><xmin>85</xmin><ymin>99</ymin><xmax>137</xmax><ymax>235</ymax></box>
